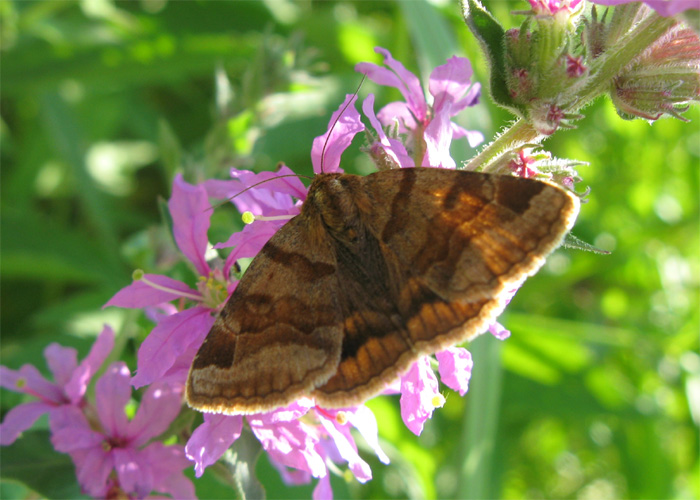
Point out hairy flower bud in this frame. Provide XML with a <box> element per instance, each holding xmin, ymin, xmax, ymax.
<box><xmin>611</xmin><ymin>23</ymin><xmax>700</xmax><ymax>121</ymax></box>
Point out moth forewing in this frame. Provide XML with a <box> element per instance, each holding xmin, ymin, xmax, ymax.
<box><xmin>186</xmin><ymin>168</ymin><xmax>579</xmax><ymax>414</ymax></box>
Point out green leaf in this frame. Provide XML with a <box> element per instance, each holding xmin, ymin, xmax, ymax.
<box><xmin>398</xmin><ymin>0</ymin><xmax>475</xmax><ymax>164</ymax></box>
<box><xmin>1</xmin><ymin>207</ymin><xmax>126</xmax><ymax>286</ymax></box>
<box><xmin>230</xmin><ymin>429</ymin><xmax>265</xmax><ymax>500</ymax></box>
<box><xmin>158</xmin><ymin>119</ymin><xmax>183</xmax><ymax>179</ymax></box>
<box><xmin>398</xmin><ymin>0</ymin><xmax>458</xmax><ymax>71</ymax></box>
<box><xmin>0</xmin><ymin>430</ymin><xmax>85</xmax><ymax>499</ymax></box>
<box><xmin>563</xmin><ymin>232</ymin><xmax>612</xmax><ymax>254</ymax></box>
<box><xmin>457</xmin><ymin>335</ymin><xmax>503</xmax><ymax>499</ymax></box>
<box><xmin>461</xmin><ymin>0</ymin><xmax>523</xmax><ymax>116</ymax></box>
<box><xmin>214</xmin><ymin>429</ymin><xmax>265</xmax><ymax>500</ymax></box>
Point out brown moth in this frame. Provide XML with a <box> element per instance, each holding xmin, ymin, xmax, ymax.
<box><xmin>186</xmin><ymin>167</ymin><xmax>579</xmax><ymax>415</ymax></box>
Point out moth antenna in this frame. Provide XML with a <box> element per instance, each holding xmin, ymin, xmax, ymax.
<box><xmin>320</xmin><ymin>74</ymin><xmax>367</xmax><ymax>174</ymax></box>
<box><xmin>206</xmin><ymin>173</ymin><xmax>312</xmax><ymax>212</ymax></box>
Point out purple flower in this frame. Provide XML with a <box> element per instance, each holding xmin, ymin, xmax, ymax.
<box><xmin>395</xmin><ymin>348</ymin><xmax>480</xmax><ymax>436</ymax></box>
<box><xmin>509</xmin><ymin>149</ymin><xmax>539</xmax><ymax>179</ymax></box>
<box><xmin>203</xmin><ymin>164</ymin><xmax>307</xmax><ymax>272</ymax></box>
<box><xmin>50</xmin><ymin>362</ymin><xmax>194</xmax><ymax>499</ymax></box>
<box><xmin>589</xmin><ymin>0</ymin><xmax>699</xmax><ymax>17</ymax></box>
<box><xmin>186</xmin><ymin>402</ymin><xmax>389</xmax><ymax>498</ymax></box>
<box><xmin>399</xmin><ymin>357</ymin><xmax>444</xmax><ymax>436</ymax></box>
<box><xmin>105</xmin><ymin>166</ymin><xmax>313</xmax><ymax>391</ymax></box>
<box><xmin>488</xmin><ymin>288</ymin><xmax>516</xmax><ymax>340</ymax></box>
<box><xmin>105</xmin><ymin>174</ymin><xmax>231</xmax><ymax>389</ymax></box>
<box><xmin>396</xmin><ymin>289</ymin><xmax>515</xmax><ymax>435</ymax></box>
<box><xmin>362</xmin><ymin>93</ymin><xmax>415</xmax><ymax>169</ymax></box>
<box><xmin>356</xmin><ymin>47</ymin><xmax>483</xmax><ymax>168</ymax></box>
<box><xmin>436</xmin><ymin>348</ymin><xmax>474</xmax><ymax>396</ymax></box>
<box><xmin>0</xmin><ymin>326</ymin><xmax>114</xmax><ymax>446</ymax></box>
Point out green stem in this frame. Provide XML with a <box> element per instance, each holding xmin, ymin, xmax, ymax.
<box><xmin>464</xmin><ymin>118</ymin><xmax>540</xmax><ymax>172</ymax></box>
<box><xmin>456</xmin><ymin>336</ymin><xmax>504</xmax><ymax>499</ymax></box>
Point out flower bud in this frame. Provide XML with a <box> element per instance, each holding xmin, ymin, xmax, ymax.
<box><xmin>611</xmin><ymin>23</ymin><xmax>700</xmax><ymax>121</ymax></box>
<box><xmin>491</xmin><ymin>146</ymin><xmax>586</xmax><ymax>194</ymax></box>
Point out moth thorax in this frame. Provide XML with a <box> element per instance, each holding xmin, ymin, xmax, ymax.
<box><xmin>311</xmin><ymin>176</ymin><xmax>361</xmax><ymax>237</ymax></box>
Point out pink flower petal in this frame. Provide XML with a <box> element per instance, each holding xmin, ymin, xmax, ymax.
<box><xmin>43</xmin><ymin>344</ymin><xmax>78</xmax><ymax>388</ymax></box>
<box><xmin>113</xmin><ymin>447</ymin><xmax>152</xmax><ymax>498</ymax></box>
<box><xmin>0</xmin><ymin>401</ymin><xmax>52</xmax><ymax>445</ymax></box>
<box><xmin>356</xmin><ymin>61</ymin><xmax>407</xmax><ymax>94</ymax></box>
<box><xmin>128</xmin><ymin>382</ymin><xmax>183</xmax><ymax>447</ymax></box>
<box><xmin>436</xmin><ymin>348</ymin><xmax>473</xmax><ymax>396</ymax></box>
<box><xmin>590</xmin><ymin>0</ymin><xmax>698</xmax><ymax>16</ymax></box>
<box><xmin>228</xmin><ymin>166</ymin><xmax>306</xmax><ymax>213</ymax></box>
<box><xmin>451</xmin><ymin>122</ymin><xmax>484</xmax><ymax>148</ymax></box>
<box><xmin>377</xmin><ymin>101</ymin><xmax>417</xmax><ymax>131</ymax></box>
<box><xmin>312</xmin><ymin>473</ymin><xmax>333</xmax><ymax>500</ymax></box>
<box><xmin>203</xmin><ymin>165</ymin><xmax>306</xmax><ymax>215</ymax></box>
<box><xmin>49</xmin><ymin>405</ymin><xmax>104</xmax><ymax>453</ymax></box>
<box><xmin>399</xmin><ymin>357</ymin><xmax>441</xmax><ymax>436</ymax></box>
<box><xmin>251</xmin><ymin>400</ymin><xmax>314</xmax><ymax>425</ymax></box>
<box><xmin>144</xmin><ymin>303</ymin><xmax>178</xmax><ymax>323</ymax></box>
<box><xmin>9</xmin><ymin>365</ymin><xmax>63</xmax><ymax>403</ymax></box>
<box><xmin>311</xmin><ymin>94</ymin><xmax>364</xmax><ymax>174</ymax></box>
<box><xmin>104</xmin><ymin>274</ymin><xmax>198</xmax><ymax>309</ymax></box>
<box><xmin>317</xmin><ymin>412</ymin><xmax>372</xmax><ymax>482</ymax></box>
<box><xmin>157</xmin><ymin>345</ymin><xmax>199</xmax><ymax>388</ymax></box>
<box><xmin>219</xmin><ymin>223</ymin><xmax>281</xmax><ymax>278</ymax></box>
<box><xmin>345</xmin><ymin>406</ymin><xmax>390</xmax><ymax>464</ymax></box>
<box><xmin>216</xmin><ymin>218</ymin><xmax>284</xmax><ymax>255</ymax></box>
<box><xmin>269</xmin><ymin>456</ymin><xmax>313</xmax><ymax>485</ymax></box>
<box><xmin>95</xmin><ymin>362</ymin><xmax>132</xmax><ymax>437</ymax></box>
<box><xmin>362</xmin><ymin>94</ymin><xmax>414</xmax><ymax>168</ymax></box>
<box><xmin>423</xmin><ymin>107</ymin><xmax>456</xmax><ymax>168</ymax></box>
<box><xmin>73</xmin><ymin>447</ymin><xmax>114</xmax><ymax>498</ymax></box>
<box><xmin>250</xmin><ymin>419</ymin><xmax>325</xmax><ymax>478</ymax></box>
<box><xmin>64</xmin><ymin>325</ymin><xmax>115</xmax><ymax>404</ymax></box>
<box><xmin>186</xmin><ymin>413</ymin><xmax>244</xmax><ymax>477</ymax></box>
<box><xmin>429</xmin><ymin>56</ymin><xmax>475</xmax><ymax>113</ymax></box>
<box><xmin>145</xmin><ymin>442</ymin><xmax>197</xmax><ymax>499</ymax></box>
<box><xmin>452</xmin><ymin>82</ymin><xmax>482</xmax><ymax>115</ymax></box>
<box><xmin>0</xmin><ymin>366</ymin><xmax>22</xmax><ymax>391</ymax></box>
<box><xmin>169</xmin><ymin>174</ymin><xmax>212</xmax><ymax>277</ymax></box>
<box><xmin>131</xmin><ymin>306</ymin><xmax>215</xmax><ymax>389</ymax></box>
<box><xmin>358</xmin><ymin>47</ymin><xmax>427</xmax><ymax>121</ymax></box>
<box><xmin>489</xmin><ymin>321</ymin><xmax>511</xmax><ymax>340</ymax></box>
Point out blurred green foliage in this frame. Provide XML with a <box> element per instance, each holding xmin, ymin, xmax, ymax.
<box><xmin>1</xmin><ymin>1</ymin><xmax>698</xmax><ymax>499</ymax></box>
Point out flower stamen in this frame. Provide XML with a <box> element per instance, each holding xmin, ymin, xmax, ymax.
<box><xmin>135</xmin><ymin>270</ymin><xmax>204</xmax><ymax>302</ymax></box>
<box><xmin>242</xmin><ymin>211</ymin><xmax>295</xmax><ymax>225</ymax></box>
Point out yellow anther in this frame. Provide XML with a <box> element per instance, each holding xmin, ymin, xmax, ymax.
<box><xmin>431</xmin><ymin>393</ymin><xmax>446</xmax><ymax>409</ymax></box>
<box><xmin>242</xmin><ymin>211</ymin><xmax>255</xmax><ymax>224</ymax></box>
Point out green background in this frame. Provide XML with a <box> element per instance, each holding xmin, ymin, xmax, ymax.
<box><xmin>1</xmin><ymin>1</ymin><xmax>698</xmax><ymax>499</ymax></box>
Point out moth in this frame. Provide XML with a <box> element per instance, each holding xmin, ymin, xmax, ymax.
<box><xmin>186</xmin><ymin>167</ymin><xmax>579</xmax><ymax>414</ymax></box>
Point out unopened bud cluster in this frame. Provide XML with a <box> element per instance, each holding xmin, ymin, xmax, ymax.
<box><xmin>612</xmin><ymin>23</ymin><xmax>700</xmax><ymax>121</ymax></box>
<box><xmin>465</xmin><ymin>0</ymin><xmax>700</xmax><ymax>135</ymax></box>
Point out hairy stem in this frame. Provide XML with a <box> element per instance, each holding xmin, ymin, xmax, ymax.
<box><xmin>464</xmin><ymin>118</ymin><xmax>540</xmax><ymax>171</ymax></box>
